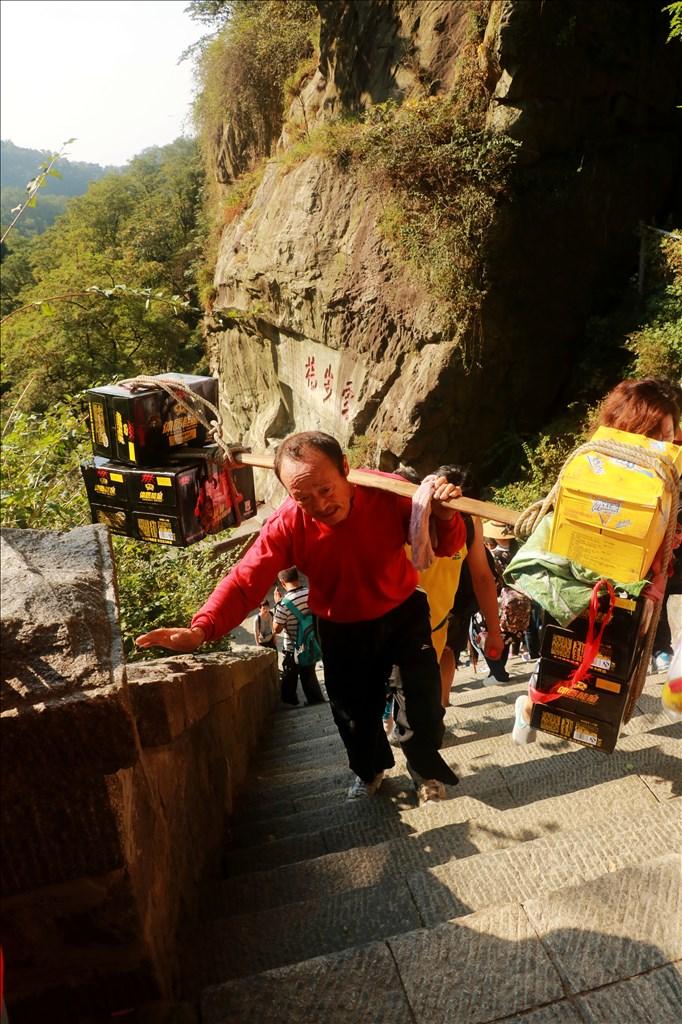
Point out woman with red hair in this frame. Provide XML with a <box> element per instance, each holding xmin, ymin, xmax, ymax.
<box><xmin>512</xmin><ymin>376</ymin><xmax>681</xmax><ymax>743</ymax></box>
<box><xmin>594</xmin><ymin>377</ymin><xmax>680</xmax><ymax>443</ymax></box>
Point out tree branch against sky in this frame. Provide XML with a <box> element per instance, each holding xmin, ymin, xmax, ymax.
<box><xmin>0</xmin><ymin>0</ymin><xmax>206</xmax><ymax>166</ymax></box>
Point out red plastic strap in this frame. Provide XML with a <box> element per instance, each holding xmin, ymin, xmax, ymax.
<box><xmin>530</xmin><ymin>579</ymin><xmax>616</xmax><ymax>705</ymax></box>
<box><xmin>223</xmin><ymin>462</ymin><xmax>244</xmax><ymax>527</ymax></box>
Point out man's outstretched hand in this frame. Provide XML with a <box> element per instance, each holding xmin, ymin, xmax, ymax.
<box><xmin>135</xmin><ymin>626</ymin><xmax>206</xmax><ymax>652</ymax></box>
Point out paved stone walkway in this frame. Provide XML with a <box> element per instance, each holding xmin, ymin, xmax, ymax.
<box><xmin>186</xmin><ymin>651</ymin><xmax>682</xmax><ymax>1023</ymax></box>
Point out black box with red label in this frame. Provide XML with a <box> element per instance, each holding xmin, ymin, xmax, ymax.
<box><xmin>530</xmin><ymin>656</ymin><xmax>630</xmax><ymax>753</ymax></box>
<box><xmin>81</xmin><ymin>449</ymin><xmax>256</xmax><ymax>547</ymax></box>
<box><xmin>86</xmin><ymin>373</ymin><xmax>218</xmax><ymax>466</ymax></box>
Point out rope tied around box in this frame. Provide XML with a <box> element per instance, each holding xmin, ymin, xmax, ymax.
<box><xmin>119</xmin><ymin>377</ymin><xmax>452</xmax><ymax>569</ymax></box>
<box><xmin>119</xmin><ymin>374</ymin><xmax>233</xmax><ymax>461</ymax></box>
<box><xmin>514</xmin><ymin>436</ymin><xmax>680</xmax><ymax>721</ymax></box>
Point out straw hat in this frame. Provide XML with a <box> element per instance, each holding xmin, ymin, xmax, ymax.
<box><xmin>482</xmin><ymin>520</ymin><xmax>514</xmax><ymax>541</ymax></box>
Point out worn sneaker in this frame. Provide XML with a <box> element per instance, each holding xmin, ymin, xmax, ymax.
<box><xmin>407</xmin><ymin>765</ymin><xmax>446</xmax><ymax>803</ymax></box>
<box><xmin>653</xmin><ymin>652</ymin><xmax>671</xmax><ymax>673</ymax></box>
<box><xmin>418</xmin><ymin>778</ymin><xmax>446</xmax><ymax>802</ymax></box>
<box><xmin>347</xmin><ymin>772</ymin><xmax>384</xmax><ymax>800</ymax></box>
<box><xmin>511</xmin><ymin>693</ymin><xmax>536</xmax><ymax>745</ymax></box>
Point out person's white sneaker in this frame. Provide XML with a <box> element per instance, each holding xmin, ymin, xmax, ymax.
<box><xmin>347</xmin><ymin>772</ymin><xmax>384</xmax><ymax>800</ymax></box>
<box><xmin>511</xmin><ymin>693</ymin><xmax>537</xmax><ymax>745</ymax></box>
<box><xmin>654</xmin><ymin>652</ymin><xmax>671</xmax><ymax>673</ymax></box>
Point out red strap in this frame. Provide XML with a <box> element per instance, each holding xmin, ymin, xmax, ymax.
<box><xmin>530</xmin><ymin>579</ymin><xmax>616</xmax><ymax>705</ymax></box>
<box><xmin>223</xmin><ymin>465</ymin><xmax>243</xmax><ymax>527</ymax></box>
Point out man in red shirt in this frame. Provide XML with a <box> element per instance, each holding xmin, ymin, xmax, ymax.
<box><xmin>136</xmin><ymin>431</ymin><xmax>465</xmax><ymax>802</ymax></box>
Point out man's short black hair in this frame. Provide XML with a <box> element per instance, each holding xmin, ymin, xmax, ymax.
<box><xmin>259</xmin><ymin>599</ymin><xmax>270</xmax><ymax>607</ymax></box>
<box><xmin>278</xmin><ymin>566</ymin><xmax>300</xmax><ymax>585</ymax></box>
<box><xmin>395</xmin><ymin>464</ymin><xmax>421</xmax><ymax>485</ymax></box>
<box><xmin>435</xmin><ymin>464</ymin><xmax>478</xmax><ymax>498</ymax></box>
<box><xmin>274</xmin><ymin>431</ymin><xmax>345</xmax><ymax>481</ymax></box>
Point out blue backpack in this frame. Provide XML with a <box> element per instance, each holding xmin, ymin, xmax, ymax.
<box><xmin>280</xmin><ymin>595</ymin><xmax>322</xmax><ymax>666</ymax></box>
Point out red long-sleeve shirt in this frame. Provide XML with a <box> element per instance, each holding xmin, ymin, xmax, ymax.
<box><xmin>192</xmin><ymin>481</ymin><xmax>465</xmax><ymax>642</ymax></box>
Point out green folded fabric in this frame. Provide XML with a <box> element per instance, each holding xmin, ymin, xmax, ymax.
<box><xmin>504</xmin><ymin>514</ymin><xmax>648</xmax><ymax>626</ymax></box>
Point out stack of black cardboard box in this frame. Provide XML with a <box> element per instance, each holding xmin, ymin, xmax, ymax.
<box><xmin>81</xmin><ymin>373</ymin><xmax>256</xmax><ymax>546</ymax></box>
<box><xmin>530</xmin><ymin>592</ymin><xmax>645</xmax><ymax>752</ymax></box>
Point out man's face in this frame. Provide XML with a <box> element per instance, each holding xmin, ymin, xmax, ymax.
<box><xmin>279</xmin><ymin>449</ymin><xmax>353</xmax><ymax>526</ymax></box>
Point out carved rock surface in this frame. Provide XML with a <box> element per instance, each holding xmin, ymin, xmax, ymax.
<box><xmin>210</xmin><ymin>0</ymin><xmax>681</xmax><ymax>475</ymax></box>
<box><xmin>1</xmin><ymin>524</ymin><xmax>126</xmax><ymax>711</ymax></box>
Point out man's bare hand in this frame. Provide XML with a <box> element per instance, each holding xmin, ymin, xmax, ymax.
<box><xmin>135</xmin><ymin>626</ymin><xmax>206</xmax><ymax>652</ymax></box>
<box><xmin>431</xmin><ymin>478</ymin><xmax>463</xmax><ymax>520</ymax></box>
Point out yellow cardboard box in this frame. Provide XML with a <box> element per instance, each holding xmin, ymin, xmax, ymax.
<box><xmin>548</xmin><ymin>426</ymin><xmax>682</xmax><ymax>584</ymax></box>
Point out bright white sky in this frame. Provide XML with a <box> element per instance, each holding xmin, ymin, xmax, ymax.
<box><xmin>0</xmin><ymin>0</ymin><xmax>207</xmax><ymax>167</ymax></box>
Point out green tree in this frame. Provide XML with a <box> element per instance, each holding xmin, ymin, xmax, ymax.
<box><xmin>1</xmin><ymin>138</ymin><xmax>206</xmax><ymax>409</ymax></box>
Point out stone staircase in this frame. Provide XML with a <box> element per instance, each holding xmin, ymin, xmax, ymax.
<box><xmin>184</xmin><ymin>657</ymin><xmax>682</xmax><ymax>1023</ymax></box>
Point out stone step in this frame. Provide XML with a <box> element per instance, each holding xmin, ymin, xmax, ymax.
<box><xmin>239</xmin><ymin>699</ymin><xmax>676</xmax><ymax>829</ymax></box>
<box><xmin>259</xmin><ymin>665</ymin><xmax>536</xmax><ymax>750</ymax></box>
<box><xmin>241</xmin><ymin>690</ymin><xmax>676</xmax><ymax>796</ymax></box>
<box><xmin>223</xmin><ymin>731</ymin><xmax>681</xmax><ymax>874</ymax></box>
<box><xmin>260</xmin><ymin>674</ymin><xmax>531</xmax><ymax>752</ymax></box>
<box><xmin>255</xmin><ymin>696</ymin><xmax>523</xmax><ymax>775</ymax></box>
<box><xmin>239</xmin><ymin>671</ymin><xmax>670</xmax><ymax>810</ymax></box>
<box><xmin>259</xmin><ymin>667</ymin><xmax>668</xmax><ymax>760</ymax></box>
<box><xmin>192</xmin><ymin>812</ymin><xmax>680</xmax><ymax>993</ymax></box>
<box><xmin>229</xmin><ymin>725</ymin><xmax>681</xmax><ymax>850</ymax></box>
<box><xmin>214</xmin><ymin>774</ymin><xmax>657</xmax><ymax>917</ymax></box>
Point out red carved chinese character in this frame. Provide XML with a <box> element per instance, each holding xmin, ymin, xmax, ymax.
<box><xmin>323</xmin><ymin>365</ymin><xmax>334</xmax><ymax>401</ymax></box>
<box><xmin>305</xmin><ymin>355</ymin><xmax>317</xmax><ymax>389</ymax></box>
<box><xmin>341</xmin><ymin>380</ymin><xmax>354</xmax><ymax>418</ymax></box>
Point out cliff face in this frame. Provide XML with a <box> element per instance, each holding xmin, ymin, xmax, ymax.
<box><xmin>209</xmin><ymin>0</ymin><xmax>681</xmax><ymax>476</ymax></box>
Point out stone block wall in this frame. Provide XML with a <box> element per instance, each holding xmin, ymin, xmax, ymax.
<box><xmin>2</xmin><ymin>651</ymin><xmax>278</xmax><ymax>1023</ymax></box>
<box><xmin>1</xmin><ymin>527</ymin><xmax>279</xmax><ymax>1022</ymax></box>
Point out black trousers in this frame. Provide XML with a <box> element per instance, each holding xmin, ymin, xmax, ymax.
<box><xmin>318</xmin><ymin>590</ymin><xmax>458</xmax><ymax>786</ymax></box>
<box><xmin>280</xmin><ymin>649</ymin><xmax>325</xmax><ymax>705</ymax></box>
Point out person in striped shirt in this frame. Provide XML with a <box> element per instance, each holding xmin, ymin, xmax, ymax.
<box><xmin>273</xmin><ymin>566</ymin><xmax>325</xmax><ymax>706</ymax></box>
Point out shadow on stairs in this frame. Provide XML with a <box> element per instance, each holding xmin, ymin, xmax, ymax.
<box><xmin>180</xmin><ymin>660</ymin><xmax>682</xmax><ymax>1024</ymax></box>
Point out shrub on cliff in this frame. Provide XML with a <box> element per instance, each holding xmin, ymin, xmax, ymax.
<box><xmin>357</xmin><ymin>97</ymin><xmax>518</xmax><ymax>341</ymax></box>
<box><xmin>627</xmin><ymin>231</ymin><xmax>682</xmax><ymax>382</ymax></box>
<box><xmin>193</xmin><ymin>0</ymin><xmax>318</xmax><ymax>183</ymax></box>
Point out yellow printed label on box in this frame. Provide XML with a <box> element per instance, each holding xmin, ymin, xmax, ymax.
<box><xmin>595</xmin><ymin>677</ymin><xmax>622</xmax><ymax>694</ymax></box>
<box><xmin>156</xmin><ymin>477</ymin><xmax>172</xmax><ymax>487</ymax></box>
<box><xmin>549</xmin><ymin>633</ymin><xmax>614</xmax><ymax>673</ymax></box>
<box><xmin>128</xmin><ymin>442</ymin><xmax>136</xmax><ymax>462</ymax></box>
<box><xmin>90</xmin><ymin>401</ymin><xmax>109</xmax><ymax>447</ymax></box>
<box><xmin>614</xmin><ymin>596</ymin><xmax>636</xmax><ymax>612</ymax></box>
<box><xmin>110</xmin><ymin>472</ymin><xmax>123</xmax><ymax>482</ymax></box>
<box><xmin>136</xmin><ymin>516</ymin><xmax>175</xmax><ymax>544</ymax></box>
<box><xmin>115</xmin><ymin>411</ymin><xmax>124</xmax><ymax>445</ymax></box>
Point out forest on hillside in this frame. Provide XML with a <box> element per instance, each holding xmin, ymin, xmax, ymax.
<box><xmin>0</xmin><ymin>139</ymin><xmax>115</xmax><ymax>236</ymax></box>
<box><xmin>1</xmin><ymin>0</ymin><xmax>680</xmax><ymax>658</ymax></box>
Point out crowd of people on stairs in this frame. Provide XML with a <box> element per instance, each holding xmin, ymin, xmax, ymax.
<box><xmin>136</xmin><ymin>377</ymin><xmax>682</xmax><ymax>805</ymax></box>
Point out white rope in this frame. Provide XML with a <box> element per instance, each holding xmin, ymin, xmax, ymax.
<box><xmin>118</xmin><ymin>375</ymin><xmax>232</xmax><ymax>460</ymax></box>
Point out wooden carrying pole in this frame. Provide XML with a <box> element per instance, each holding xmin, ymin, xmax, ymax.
<box><xmin>234</xmin><ymin>451</ymin><xmax>519</xmax><ymax>527</ymax></box>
